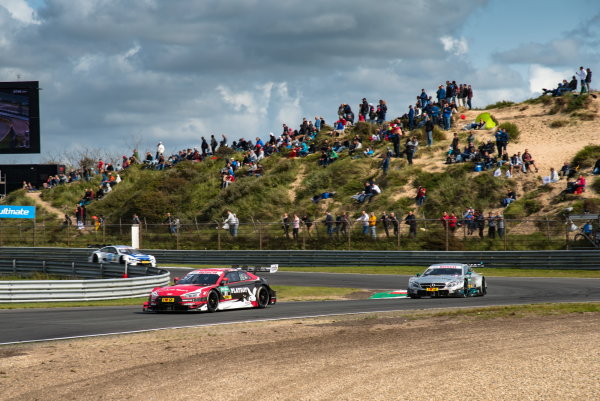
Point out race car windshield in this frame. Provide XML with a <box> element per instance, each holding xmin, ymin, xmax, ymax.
<box><xmin>119</xmin><ymin>248</ymin><xmax>141</xmax><ymax>255</ymax></box>
<box><xmin>177</xmin><ymin>274</ymin><xmax>220</xmax><ymax>285</ymax></box>
<box><xmin>423</xmin><ymin>268</ymin><xmax>462</xmax><ymax>276</ymax></box>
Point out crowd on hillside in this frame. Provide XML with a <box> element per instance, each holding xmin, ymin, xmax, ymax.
<box><xmin>542</xmin><ymin>66</ymin><xmax>592</xmax><ymax>96</ymax></box>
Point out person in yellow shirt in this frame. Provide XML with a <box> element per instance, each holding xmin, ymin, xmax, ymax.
<box><xmin>369</xmin><ymin>212</ymin><xmax>377</xmax><ymax>239</ymax></box>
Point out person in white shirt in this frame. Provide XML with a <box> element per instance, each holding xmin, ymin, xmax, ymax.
<box><xmin>576</xmin><ymin>66</ymin><xmax>588</xmax><ymax>93</ymax></box>
<box><xmin>156</xmin><ymin>142</ymin><xmax>165</xmax><ymax>159</ymax></box>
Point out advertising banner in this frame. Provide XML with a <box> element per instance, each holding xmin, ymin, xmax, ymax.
<box><xmin>0</xmin><ymin>205</ymin><xmax>36</xmax><ymax>219</ymax></box>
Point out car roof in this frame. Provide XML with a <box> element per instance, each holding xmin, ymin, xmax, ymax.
<box><xmin>427</xmin><ymin>263</ymin><xmax>466</xmax><ymax>269</ymax></box>
<box><xmin>189</xmin><ymin>268</ymin><xmax>235</xmax><ymax>274</ymax></box>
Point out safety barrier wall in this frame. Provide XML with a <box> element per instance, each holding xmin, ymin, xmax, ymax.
<box><xmin>0</xmin><ymin>259</ymin><xmax>169</xmax><ymax>303</ymax></box>
<box><xmin>0</xmin><ymin>248</ymin><xmax>599</xmax><ymax>269</ymax></box>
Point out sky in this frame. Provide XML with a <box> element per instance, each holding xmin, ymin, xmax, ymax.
<box><xmin>0</xmin><ymin>0</ymin><xmax>598</xmax><ymax>164</ymax></box>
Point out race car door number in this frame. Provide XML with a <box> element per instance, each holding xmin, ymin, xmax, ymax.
<box><xmin>426</xmin><ymin>288</ymin><xmax>439</xmax><ymax>292</ymax></box>
<box><xmin>161</xmin><ymin>298</ymin><xmax>175</xmax><ymax>302</ymax></box>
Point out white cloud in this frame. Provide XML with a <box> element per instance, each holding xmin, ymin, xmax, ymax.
<box><xmin>528</xmin><ymin>64</ymin><xmax>572</xmax><ymax>93</ymax></box>
<box><xmin>440</xmin><ymin>36</ymin><xmax>468</xmax><ymax>56</ymax></box>
<box><xmin>1</xmin><ymin>0</ymin><xmax>39</xmax><ymax>24</ymax></box>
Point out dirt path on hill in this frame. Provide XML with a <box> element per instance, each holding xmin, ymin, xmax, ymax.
<box><xmin>2</xmin><ymin>311</ymin><xmax>598</xmax><ymax>401</ymax></box>
<box><xmin>24</xmin><ymin>191</ymin><xmax>64</xmax><ymax>219</ymax></box>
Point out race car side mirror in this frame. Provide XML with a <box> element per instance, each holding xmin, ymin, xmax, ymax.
<box><xmin>173</xmin><ymin>277</ymin><xmax>180</xmax><ymax>284</ymax></box>
<box><xmin>220</xmin><ymin>278</ymin><xmax>229</xmax><ymax>286</ymax></box>
<box><xmin>416</xmin><ymin>273</ymin><xmax>421</xmax><ymax>277</ymax></box>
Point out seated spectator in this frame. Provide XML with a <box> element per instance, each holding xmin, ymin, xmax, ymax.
<box><xmin>502</xmin><ymin>190</ymin><xmax>517</xmax><ymax>207</ymax></box>
<box><xmin>461</xmin><ymin>119</ymin><xmax>485</xmax><ymax>131</ymax></box>
<box><xmin>312</xmin><ymin>192</ymin><xmax>336</xmax><ymax>203</ymax></box>
<box><xmin>565</xmin><ymin>175</ymin><xmax>586</xmax><ymax>195</ymax></box>
<box><xmin>558</xmin><ymin>161</ymin><xmax>570</xmax><ymax>178</ymax></box>
<box><xmin>522</xmin><ymin>149</ymin><xmax>539</xmax><ymax>173</ymax></box>
<box><xmin>594</xmin><ymin>158</ymin><xmax>600</xmax><ymax>175</ymax></box>
<box><xmin>549</xmin><ymin>167</ymin><xmax>559</xmax><ymax>183</ymax></box>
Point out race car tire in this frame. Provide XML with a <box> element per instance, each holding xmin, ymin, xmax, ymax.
<box><xmin>478</xmin><ymin>278</ymin><xmax>487</xmax><ymax>296</ymax></box>
<box><xmin>92</xmin><ymin>254</ymin><xmax>99</xmax><ymax>263</ymax></box>
<box><xmin>256</xmin><ymin>286</ymin><xmax>270</xmax><ymax>309</ymax></box>
<box><xmin>206</xmin><ymin>290</ymin><xmax>220</xmax><ymax>313</ymax></box>
<box><xmin>409</xmin><ymin>294</ymin><xmax>420</xmax><ymax>299</ymax></box>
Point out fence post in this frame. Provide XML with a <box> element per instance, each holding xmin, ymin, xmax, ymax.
<box><xmin>217</xmin><ymin>227</ymin><xmax>221</xmax><ymax>250</ymax></box>
<box><xmin>565</xmin><ymin>221</ymin><xmax>570</xmax><ymax>250</ymax></box>
<box><xmin>258</xmin><ymin>222</ymin><xmax>263</xmax><ymax>251</ymax></box>
<box><xmin>32</xmin><ymin>220</ymin><xmax>36</xmax><ymax>247</ymax></box>
<box><xmin>504</xmin><ymin>219</ymin><xmax>508</xmax><ymax>250</ymax></box>
<box><xmin>397</xmin><ymin>215</ymin><xmax>402</xmax><ymax>250</ymax></box>
<box><xmin>545</xmin><ymin>217</ymin><xmax>551</xmax><ymax>240</ymax></box>
<box><xmin>445</xmin><ymin>221</ymin><xmax>449</xmax><ymax>251</ymax></box>
<box><xmin>347</xmin><ymin>222</ymin><xmax>351</xmax><ymax>250</ymax></box>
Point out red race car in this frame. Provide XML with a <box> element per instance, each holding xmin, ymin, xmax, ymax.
<box><xmin>143</xmin><ymin>265</ymin><xmax>278</xmax><ymax>313</ymax></box>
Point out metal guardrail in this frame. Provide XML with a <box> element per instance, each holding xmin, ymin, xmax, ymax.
<box><xmin>0</xmin><ymin>259</ymin><xmax>169</xmax><ymax>303</ymax></box>
<box><xmin>0</xmin><ymin>248</ymin><xmax>599</xmax><ymax>269</ymax></box>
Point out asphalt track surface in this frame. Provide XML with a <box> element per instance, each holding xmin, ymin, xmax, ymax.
<box><xmin>1</xmin><ymin>271</ymin><xmax>599</xmax><ymax>345</ymax></box>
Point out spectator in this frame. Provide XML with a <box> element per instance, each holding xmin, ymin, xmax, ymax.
<box><xmin>425</xmin><ymin>117</ymin><xmax>434</xmax><ymax>147</ymax></box>
<box><xmin>451</xmin><ymin>132</ymin><xmax>460</xmax><ymax>155</ymax></box>
<box><xmin>380</xmin><ymin>211</ymin><xmax>390</xmax><ymax>238</ymax></box>
<box><xmin>436</xmin><ymin>85</ymin><xmax>446</xmax><ymax>104</ymax></box>
<box><xmin>381</xmin><ymin>152</ymin><xmax>391</xmax><ymax>175</ymax></box>
<box><xmin>502</xmin><ymin>190</ymin><xmax>517</xmax><ymax>207</ymax></box>
<box><xmin>359</xmin><ymin>98</ymin><xmax>369</xmax><ymax>121</ymax></box>
<box><xmin>467</xmin><ymin>85</ymin><xmax>473</xmax><ymax>109</ymax></box>
<box><xmin>416</xmin><ymin>186</ymin><xmax>426</xmax><ymax>206</ymax></box>
<box><xmin>593</xmin><ymin>158</ymin><xmax>600</xmax><ymax>175</ymax></box>
<box><xmin>132</xmin><ymin>213</ymin><xmax>141</xmax><ymax>225</ymax></box>
<box><xmin>488</xmin><ymin>212</ymin><xmax>496</xmax><ymax>239</ymax></box>
<box><xmin>356</xmin><ymin>210</ymin><xmax>369</xmax><ymax>236</ymax></box>
<box><xmin>497</xmin><ymin>214</ymin><xmax>505</xmax><ymax>238</ymax></box>
<box><xmin>312</xmin><ymin>192</ymin><xmax>336</xmax><ymax>203</ymax></box>
<box><xmin>440</xmin><ymin>211</ymin><xmax>450</xmax><ymax>231</ymax></box>
<box><xmin>419</xmin><ymin>89</ymin><xmax>428</xmax><ymax>108</ymax></box>
<box><xmin>165</xmin><ymin>212</ymin><xmax>177</xmax><ymax>234</ymax></box>
<box><xmin>576</xmin><ymin>66</ymin><xmax>588</xmax><ymax>93</ymax></box>
<box><xmin>408</xmin><ymin>105</ymin><xmax>415</xmax><ymax>130</ymax></box>
<box><xmin>443</xmin><ymin>103</ymin><xmax>452</xmax><ymax>130</ymax></box>
<box><xmin>585</xmin><ymin>68</ymin><xmax>592</xmax><ymax>93</ymax></box>
<box><xmin>156</xmin><ymin>142</ymin><xmax>165</xmax><ymax>159</ymax></box>
<box><xmin>448</xmin><ymin>213</ymin><xmax>458</xmax><ymax>233</ymax></box>
<box><xmin>405</xmin><ymin>136</ymin><xmax>418</xmax><ymax>165</ymax></box>
<box><xmin>475</xmin><ymin>211</ymin><xmax>485</xmax><ymax>238</ymax></box>
<box><xmin>282</xmin><ymin>213</ymin><xmax>290</xmax><ymax>239</ymax></box>
<box><xmin>340</xmin><ymin>212</ymin><xmax>349</xmax><ymax>238</ymax></box>
<box><xmin>210</xmin><ymin>135</ymin><xmax>218</xmax><ymax>153</ymax></box>
<box><xmin>522</xmin><ymin>149</ymin><xmax>539</xmax><ymax>173</ymax></box>
<box><xmin>389</xmin><ymin>212</ymin><xmax>399</xmax><ymax>237</ymax></box>
<box><xmin>301</xmin><ymin>215</ymin><xmax>313</xmax><ymax>238</ymax></box>
<box><xmin>463</xmin><ymin>208</ymin><xmax>475</xmax><ymax>235</ymax></box>
<box><xmin>292</xmin><ymin>214</ymin><xmax>300</xmax><ymax>240</ymax></box>
<box><xmin>369</xmin><ymin>212</ymin><xmax>377</xmax><ymax>239</ymax></box>
<box><xmin>376</xmin><ymin>100</ymin><xmax>387</xmax><ymax>124</ymax></box>
<box><xmin>549</xmin><ymin>167</ymin><xmax>559</xmax><ymax>183</ymax></box>
<box><xmin>405</xmin><ymin>211</ymin><xmax>417</xmax><ymax>238</ymax></box>
<box><xmin>322</xmin><ymin>212</ymin><xmax>334</xmax><ymax>238</ymax></box>
<box><xmin>223</xmin><ymin>210</ymin><xmax>239</xmax><ymax>237</ymax></box>
<box><xmin>63</xmin><ymin>214</ymin><xmax>72</xmax><ymax>226</ymax></box>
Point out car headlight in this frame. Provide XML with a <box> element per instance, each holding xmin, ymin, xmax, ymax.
<box><xmin>181</xmin><ymin>291</ymin><xmax>202</xmax><ymax>299</ymax></box>
<box><xmin>448</xmin><ymin>280</ymin><xmax>462</xmax><ymax>288</ymax></box>
<box><xmin>409</xmin><ymin>281</ymin><xmax>420</xmax><ymax>288</ymax></box>
<box><xmin>150</xmin><ymin>291</ymin><xmax>158</xmax><ymax>299</ymax></box>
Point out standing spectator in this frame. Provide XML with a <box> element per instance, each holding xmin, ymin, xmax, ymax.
<box><xmin>436</xmin><ymin>85</ymin><xmax>446</xmax><ymax>104</ymax></box>
<box><xmin>475</xmin><ymin>211</ymin><xmax>485</xmax><ymax>238</ymax></box>
<box><xmin>391</xmin><ymin>131</ymin><xmax>401</xmax><ymax>158</ymax></box>
<box><xmin>339</xmin><ymin>212</ymin><xmax>349</xmax><ymax>238</ymax></box>
<box><xmin>223</xmin><ymin>210</ymin><xmax>239</xmax><ymax>237</ymax></box>
<box><xmin>389</xmin><ymin>212</ymin><xmax>399</xmax><ymax>237</ymax></box>
<box><xmin>405</xmin><ymin>136</ymin><xmax>418</xmax><ymax>165</ymax></box>
<box><xmin>314</xmin><ymin>116</ymin><xmax>321</xmax><ymax>133</ymax></box>
<box><xmin>408</xmin><ymin>105</ymin><xmax>415</xmax><ymax>130</ymax></box>
<box><xmin>324</xmin><ymin>212</ymin><xmax>334</xmax><ymax>238</ymax></box>
<box><xmin>369</xmin><ymin>212</ymin><xmax>377</xmax><ymax>239</ymax></box>
<box><xmin>282</xmin><ymin>213</ymin><xmax>290</xmax><ymax>239</ymax></box>
<box><xmin>359</xmin><ymin>98</ymin><xmax>369</xmax><ymax>121</ymax></box>
<box><xmin>425</xmin><ymin>117</ymin><xmax>434</xmax><ymax>147</ymax></box>
<box><xmin>405</xmin><ymin>211</ymin><xmax>417</xmax><ymax>238</ymax></box>
<box><xmin>376</xmin><ymin>100</ymin><xmax>387</xmax><ymax>124</ymax></box>
<box><xmin>467</xmin><ymin>85</ymin><xmax>473</xmax><ymax>110</ymax></box>
<box><xmin>488</xmin><ymin>212</ymin><xmax>496</xmax><ymax>239</ymax></box>
<box><xmin>380</xmin><ymin>211</ymin><xmax>390</xmax><ymax>238</ymax></box>
<box><xmin>381</xmin><ymin>152</ymin><xmax>391</xmax><ymax>175</ymax></box>
<box><xmin>419</xmin><ymin>89</ymin><xmax>428</xmax><ymax>108</ymax></box>
<box><xmin>165</xmin><ymin>212</ymin><xmax>176</xmax><ymax>234</ymax></box>
<box><xmin>301</xmin><ymin>215</ymin><xmax>313</xmax><ymax>238</ymax></box>
<box><xmin>448</xmin><ymin>213</ymin><xmax>458</xmax><ymax>234</ymax></box>
<box><xmin>156</xmin><ymin>142</ymin><xmax>165</xmax><ymax>159</ymax></box>
<box><xmin>585</xmin><ymin>68</ymin><xmax>592</xmax><ymax>93</ymax></box>
<box><xmin>356</xmin><ymin>210</ymin><xmax>369</xmax><ymax>236</ymax></box>
<box><xmin>497</xmin><ymin>214</ymin><xmax>505</xmax><ymax>238</ymax></box>
<box><xmin>210</xmin><ymin>135</ymin><xmax>218</xmax><ymax>154</ymax></box>
<box><xmin>576</xmin><ymin>66</ymin><xmax>588</xmax><ymax>93</ymax></box>
<box><xmin>416</xmin><ymin>186</ymin><xmax>427</xmax><ymax>206</ymax></box>
<box><xmin>201</xmin><ymin>137</ymin><xmax>209</xmax><ymax>155</ymax></box>
<box><xmin>292</xmin><ymin>214</ymin><xmax>300</xmax><ymax>240</ymax></box>
<box><xmin>220</xmin><ymin>134</ymin><xmax>228</xmax><ymax>148</ymax></box>
<box><xmin>440</xmin><ymin>211</ymin><xmax>450</xmax><ymax>231</ymax></box>
<box><xmin>443</xmin><ymin>103</ymin><xmax>452</xmax><ymax>130</ymax></box>
<box><xmin>132</xmin><ymin>213</ymin><xmax>141</xmax><ymax>225</ymax></box>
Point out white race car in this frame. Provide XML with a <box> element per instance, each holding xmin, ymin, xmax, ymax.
<box><xmin>89</xmin><ymin>245</ymin><xmax>156</xmax><ymax>267</ymax></box>
<box><xmin>407</xmin><ymin>263</ymin><xmax>486</xmax><ymax>298</ymax></box>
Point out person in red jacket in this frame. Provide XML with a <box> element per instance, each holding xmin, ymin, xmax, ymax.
<box><xmin>448</xmin><ymin>213</ymin><xmax>458</xmax><ymax>233</ymax></box>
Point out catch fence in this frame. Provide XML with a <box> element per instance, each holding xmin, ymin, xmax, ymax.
<box><xmin>0</xmin><ymin>217</ymin><xmax>596</xmax><ymax>251</ymax></box>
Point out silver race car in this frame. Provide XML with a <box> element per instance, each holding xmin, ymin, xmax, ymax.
<box><xmin>89</xmin><ymin>245</ymin><xmax>157</xmax><ymax>267</ymax></box>
<box><xmin>407</xmin><ymin>263</ymin><xmax>486</xmax><ymax>298</ymax></box>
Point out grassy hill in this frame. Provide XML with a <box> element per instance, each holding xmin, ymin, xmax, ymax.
<box><xmin>3</xmin><ymin>92</ymin><xmax>600</xmax><ymax>250</ymax></box>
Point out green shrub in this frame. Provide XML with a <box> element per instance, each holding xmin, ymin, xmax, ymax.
<box><xmin>352</xmin><ymin>122</ymin><xmax>378</xmax><ymax>138</ymax></box>
<box><xmin>591</xmin><ymin>177</ymin><xmax>600</xmax><ymax>194</ymax></box>
<box><xmin>485</xmin><ymin>100</ymin><xmax>514</xmax><ymax>110</ymax></box>
<box><xmin>572</xmin><ymin>145</ymin><xmax>600</xmax><ymax>168</ymax></box>
<box><xmin>565</xmin><ymin>93</ymin><xmax>591</xmax><ymax>113</ymax></box>
<box><xmin>497</xmin><ymin>122</ymin><xmax>520</xmax><ymax>143</ymax></box>
<box><xmin>524</xmin><ymin>95</ymin><xmax>552</xmax><ymax>106</ymax></box>
<box><xmin>549</xmin><ymin>120</ymin><xmax>569</xmax><ymax>128</ymax></box>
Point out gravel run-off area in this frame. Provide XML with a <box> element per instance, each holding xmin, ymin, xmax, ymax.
<box><xmin>1</xmin><ymin>311</ymin><xmax>599</xmax><ymax>401</ymax></box>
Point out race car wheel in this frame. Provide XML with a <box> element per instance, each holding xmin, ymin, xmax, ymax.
<box><xmin>256</xmin><ymin>286</ymin><xmax>270</xmax><ymax>309</ymax></box>
<box><xmin>409</xmin><ymin>294</ymin><xmax>420</xmax><ymax>299</ymax></box>
<box><xmin>92</xmin><ymin>254</ymin><xmax>99</xmax><ymax>263</ymax></box>
<box><xmin>206</xmin><ymin>290</ymin><xmax>219</xmax><ymax>313</ymax></box>
<box><xmin>478</xmin><ymin>278</ymin><xmax>487</xmax><ymax>296</ymax></box>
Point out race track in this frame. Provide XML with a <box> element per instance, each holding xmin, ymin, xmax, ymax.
<box><xmin>1</xmin><ymin>271</ymin><xmax>599</xmax><ymax>345</ymax></box>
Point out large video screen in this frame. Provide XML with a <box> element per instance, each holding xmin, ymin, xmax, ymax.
<box><xmin>0</xmin><ymin>81</ymin><xmax>40</xmax><ymax>154</ymax></box>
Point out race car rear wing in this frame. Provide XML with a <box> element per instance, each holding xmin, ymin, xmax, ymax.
<box><xmin>467</xmin><ymin>263</ymin><xmax>484</xmax><ymax>268</ymax></box>
<box><xmin>233</xmin><ymin>264</ymin><xmax>279</xmax><ymax>273</ymax></box>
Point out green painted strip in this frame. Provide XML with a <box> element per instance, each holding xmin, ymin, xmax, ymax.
<box><xmin>369</xmin><ymin>290</ymin><xmax>408</xmax><ymax>299</ymax></box>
